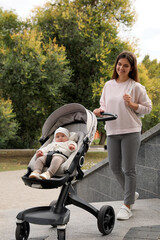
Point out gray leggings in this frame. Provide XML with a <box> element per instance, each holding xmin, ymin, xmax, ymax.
<box><xmin>107</xmin><ymin>132</ymin><xmax>141</xmax><ymax>205</ymax></box>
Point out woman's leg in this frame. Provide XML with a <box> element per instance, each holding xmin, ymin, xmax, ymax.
<box><xmin>121</xmin><ymin>132</ymin><xmax>141</xmax><ymax>205</ymax></box>
<box><xmin>107</xmin><ymin>135</ymin><xmax>125</xmax><ymax>189</ymax></box>
<box><xmin>107</xmin><ymin>132</ymin><xmax>141</xmax><ymax>205</ymax></box>
<box><xmin>47</xmin><ymin>156</ymin><xmax>65</xmax><ymax>177</ymax></box>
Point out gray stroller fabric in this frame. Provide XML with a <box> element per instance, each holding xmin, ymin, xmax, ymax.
<box><xmin>41</xmin><ymin>103</ymin><xmax>87</xmax><ymax>141</ymax></box>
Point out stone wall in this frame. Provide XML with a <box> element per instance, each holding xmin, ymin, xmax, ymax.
<box><xmin>74</xmin><ymin>123</ymin><xmax>160</xmax><ymax>202</ymax></box>
<box><xmin>136</xmin><ymin>123</ymin><xmax>160</xmax><ymax>199</ymax></box>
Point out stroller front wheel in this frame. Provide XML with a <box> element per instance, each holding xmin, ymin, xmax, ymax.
<box><xmin>57</xmin><ymin>228</ymin><xmax>66</xmax><ymax>240</ymax></box>
<box><xmin>15</xmin><ymin>221</ymin><xmax>30</xmax><ymax>240</ymax></box>
<box><xmin>97</xmin><ymin>205</ymin><xmax>115</xmax><ymax>235</ymax></box>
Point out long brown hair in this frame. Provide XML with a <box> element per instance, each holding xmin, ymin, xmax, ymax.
<box><xmin>112</xmin><ymin>51</ymin><xmax>139</xmax><ymax>82</ymax></box>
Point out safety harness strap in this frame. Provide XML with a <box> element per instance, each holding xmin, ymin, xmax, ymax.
<box><xmin>46</xmin><ymin>151</ymin><xmax>68</xmax><ymax>168</ymax></box>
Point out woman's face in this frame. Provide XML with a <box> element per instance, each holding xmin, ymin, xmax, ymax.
<box><xmin>116</xmin><ymin>58</ymin><xmax>132</xmax><ymax>79</ymax></box>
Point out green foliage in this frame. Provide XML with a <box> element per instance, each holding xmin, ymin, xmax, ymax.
<box><xmin>142</xmin><ymin>55</ymin><xmax>160</xmax><ymax>79</ymax></box>
<box><xmin>142</xmin><ymin>105</ymin><xmax>160</xmax><ymax>132</ymax></box>
<box><xmin>1</xmin><ymin>1</ymin><xmax>154</xmax><ymax>148</ymax></box>
<box><xmin>0</xmin><ymin>98</ymin><xmax>19</xmax><ymax>148</ymax></box>
<box><xmin>139</xmin><ymin>56</ymin><xmax>160</xmax><ymax>131</ymax></box>
<box><xmin>0</xmin><ymin>8</ymin><xmax>23</xmax><ymax>47</ymax></box>
<box><xmin>0</xmin><ymin>29</ymin><xmax>72</xmax><ymax>147</ymax></box>
<box><xmin>31</xmin><ymin>0</ymin><xmax>135</xmax><ymax>109</ymax></box>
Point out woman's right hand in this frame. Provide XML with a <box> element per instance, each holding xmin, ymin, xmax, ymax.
<box><xmin>93</xmin><ymin>108</ymin><xmax>104</xmax><ymax>117</ymax></box>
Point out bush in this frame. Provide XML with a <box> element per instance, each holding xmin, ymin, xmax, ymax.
<box><xmin>0</xmin><ymin>98</ymin><xmax>19</xmax><ymax>148</ymax></box>
<box><xmin>142</xmin><ymin>105</ymin><xmax>160</xmax><ymax>132</ymax></box>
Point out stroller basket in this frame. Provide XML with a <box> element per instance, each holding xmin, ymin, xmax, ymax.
<box><xmin>16</xmin><ymin>103</ymin><xmax>117</xmax><ymax>240</ymax></box>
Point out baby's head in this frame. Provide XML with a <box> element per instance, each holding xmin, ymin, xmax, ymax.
<box><xmin>54</xmin><ymin>127</ymin><xmax>69</xmax><ymax>142</ymax></box>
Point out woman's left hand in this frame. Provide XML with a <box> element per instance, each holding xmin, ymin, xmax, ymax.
<box><xmin>123</xmin><ymin>93</ymin><xmax>131</xmax><ymax>104</ymax></box>
<box><xmin>123</xmin><ymin>93</ymin><xmax>138</xmax><ymax>111</ymax></box>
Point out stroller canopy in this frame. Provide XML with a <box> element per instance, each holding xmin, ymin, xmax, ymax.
<box><xmin>41</xmin><ymin>103</ymin><xmax>97</xmax><ymax>143</ymax></box>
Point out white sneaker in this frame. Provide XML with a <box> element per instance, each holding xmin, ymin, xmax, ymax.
<box><xmin>116</xmin><ymin>205</ymin><xmax>132</xmax><ymax>220</ymax></box>
<box><xmin>29</xmin><ymin>171</ymin><xmax>41</xmax><ymax>179</ymax></box>
<box><xmin>130</xmin><ymin>192</ymin><xmax>139</xmax><ymax>210</ymax></box>
<box><xmin>40</xmin><ymin>171</ymin><xmax>51</xmax><ymax>180</ymax></box>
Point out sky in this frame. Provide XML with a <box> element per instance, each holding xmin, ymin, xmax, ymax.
<box><xmin>0</xmin><ymin>0</ymin><xmax>160</xmax><ymax>63</ymax></box>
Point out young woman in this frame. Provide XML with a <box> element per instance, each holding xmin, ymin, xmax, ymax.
<box><xmin>93</xmin><ymin>51</ymin><xmax>152</xmax><ymax>220</ymax></box>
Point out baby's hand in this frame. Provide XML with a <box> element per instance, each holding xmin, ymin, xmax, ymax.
<box><xmin>36</xmin><ymin>150</ymin><xmax>43</xmax><ymax>157</ymax></box>
<box><xmin>69</xmin><ymin>144</ymin><xmax>75</xmax><ymax>151</ymax></box>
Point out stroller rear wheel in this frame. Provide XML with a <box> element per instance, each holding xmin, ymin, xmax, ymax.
<box><xmin>97</xmin><ymin>205</ymin><xmax>115</xmax><ymax>235</ymax></box>
<box><xmin>15</xmin><ymin>221</ymin><xmax>30</xmax><ymax>240</ymax></box>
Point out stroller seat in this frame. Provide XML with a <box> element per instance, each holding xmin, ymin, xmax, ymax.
<box><xmin>15</xmin><ymin>103</ymin><xmax>117</xmax><ymax>240</ymax></box>
<box><xmin>22</xmin><ymin>129</ymin><xmax>85</xmax><ymax>189</ymax></box>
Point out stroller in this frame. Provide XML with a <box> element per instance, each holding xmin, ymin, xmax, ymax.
<box><xmin>15</xmin><ymin>103</ymin><xmax>117</xmax><ymax>240</ymax></box>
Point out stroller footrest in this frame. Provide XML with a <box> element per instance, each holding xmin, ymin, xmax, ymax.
<box><xmin>17</xmin><ymin>206</ymin><xmax>70</xmax><ymax>226</ymax></box>
<box><xmin>22</xmin><ymin>173</ymin><xmax>70</xmax><ymax>189</ymax></box>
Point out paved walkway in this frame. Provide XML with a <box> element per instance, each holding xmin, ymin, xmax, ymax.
<box><xmin>0</xmin><ymin>170</ymin><xmax>160</xmax><ymax>240</ymax></box>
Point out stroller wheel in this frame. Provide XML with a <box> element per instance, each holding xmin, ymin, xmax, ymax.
<box><xmin>57</xmin><ymin>228</ymin><xmax>66</xmax><ymax>240</ymax></box>
<box><xmin>15</xmin><ymin>221</ymin><xmax>30</xmax><ymax>240</ymax></box>
<box><xmin>97</xmin><ymin>205</ymin><xmax>115</xmax><ymax>235</ymax></box>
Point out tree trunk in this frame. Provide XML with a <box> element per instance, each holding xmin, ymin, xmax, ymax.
<box><xmin>99</xmin><ymin>132</ymin><xmax>106</xmax><ymax>145</ymax></box>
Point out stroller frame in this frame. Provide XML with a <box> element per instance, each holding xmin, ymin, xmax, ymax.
<box><xmin>15</xmin><ymin>104</ymin><xmax>117</xmax><ymax>240</ymax></box>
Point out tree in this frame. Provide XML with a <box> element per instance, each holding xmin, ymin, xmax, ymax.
<box><xmin>0</xmin><ymin>29</ymin><xmax>72</xmax><ymax>147</ymax></box>
<box><xmin>31</xmin><ymin>0</ymin><xmax>136</xmax><ymax>109</ymax></box>
<box><xmin>0</xmin><ymin>1</ymin><xmax>137</xmax><ymax>147</ymax></box>
<box><xmin>0</xmin><ymin>8</ymin><xmax>23</xmax><ymax>48</ymax></box>
<box><xmin>0</xmin><ymin>97</ymin><xmax>19</xmax><ymax>148</ymax></box>
<box><xmin>138</xmin><ymin>57</ymin><xmax>160</xmax><ymax>132</ymax></box>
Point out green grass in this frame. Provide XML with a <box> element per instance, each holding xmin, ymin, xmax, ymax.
<box><xmin>83</xmin><ymin>151</ymin><xmax>107</xmax><ymax>169</ymax></box>
<box><xmin>91</xmin><ymin>138</ymin><xmax>100</xmax><ymax>145</ymax></box>
<box><xmin>0</xmin><ymin>162</ymin><xmax>28</xmax><ymax>172</ymax></box>
<box><xmin>0</xmin><ymin>152</ymin><xmax>107</xmax><ymax>172</ymax></box>
<box><xmin>0</xmin><ymin>158</ymin><xmax>29</xmax><ymax>172</ymax></box>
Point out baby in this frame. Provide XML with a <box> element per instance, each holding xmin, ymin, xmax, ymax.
<box><xmin>29</xmin><ymin>127</ymin><xmax>77</xmax><ymax>180</ymax></box>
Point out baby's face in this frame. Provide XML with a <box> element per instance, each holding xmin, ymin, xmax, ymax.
<box><xmin>55</xmin><ymin>132</ymin><xmax>68</xmax><ymax>142</ymax></box>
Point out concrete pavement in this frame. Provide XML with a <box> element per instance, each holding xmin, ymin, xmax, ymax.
<box><xmin>0</xmin><ymin>170</ymin><xmax>160</xmax><ymax>240</ymax></box>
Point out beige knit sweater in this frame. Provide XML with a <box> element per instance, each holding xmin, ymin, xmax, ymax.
<box><xmin>100</xmin><ymin>78</ymin><xmax>152</xmax><ymax>136</ymax></box>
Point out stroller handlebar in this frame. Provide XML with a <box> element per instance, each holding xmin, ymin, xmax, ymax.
<box><xmin>97</xmin><ymin>112</ymin><xmax>118</xmax><ymax>122</ymax></box>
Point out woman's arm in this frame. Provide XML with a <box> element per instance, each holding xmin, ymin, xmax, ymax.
<box><xmin>124</xmin><ymin>84</ymin><xmax>152</xmax><ymax>115</ymax></box>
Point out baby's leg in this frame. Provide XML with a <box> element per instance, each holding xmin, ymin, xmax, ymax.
<box><xmin>29</xmin><ymin>155</ymin><xmax>47</xmax><ymax>179</ymax></box>
<box><xmin>47</xmin><ymin>156</ymin><xmax>65</xmax><ymax>177</ymax></box>
<box><xmin>34</xmin><ymin>155</ymin><xmax>47</xmax><ymax>173</ymax></box>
